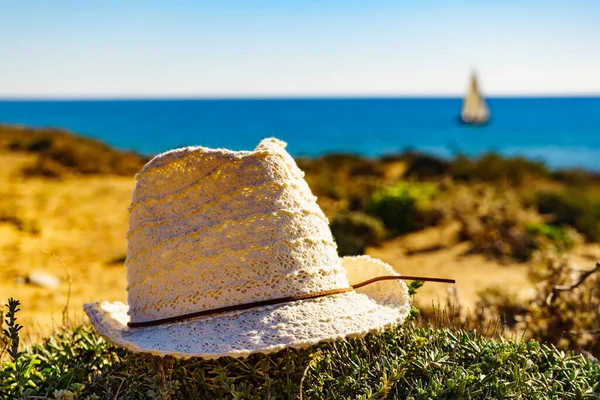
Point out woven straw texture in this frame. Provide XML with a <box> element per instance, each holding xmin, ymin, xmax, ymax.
<box><xmin>84</xmin><ymin>138</ymin><xmax>410</xmax><ymax>359</ymax></box>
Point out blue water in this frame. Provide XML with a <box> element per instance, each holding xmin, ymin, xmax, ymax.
<box><xmin>1</xmin><ymin>98</ymin><xmax>599</xmax><ymax>170</ymax></box>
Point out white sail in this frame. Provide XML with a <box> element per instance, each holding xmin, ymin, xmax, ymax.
<box><xmin>460</xmin><ymin>73</ymin><xmax>489</xmax><ymax>124</ymax></box>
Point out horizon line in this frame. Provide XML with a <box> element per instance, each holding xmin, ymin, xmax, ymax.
<box><xmin>1</xmin><ymin>93</ymin><xmax>600</xmax><ymax>101</ymax></box>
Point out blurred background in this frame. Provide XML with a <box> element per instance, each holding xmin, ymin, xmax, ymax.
<box><xmin>1</xmin><ymin>1</ymin><xmax>599</xmax><ymax>356</ymax></box>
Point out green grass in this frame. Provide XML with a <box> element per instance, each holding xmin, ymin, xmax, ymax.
<box><xmin>2</xmin><ymin>322</ymin><xmax>599</xmax><ymax>399</ymax></box>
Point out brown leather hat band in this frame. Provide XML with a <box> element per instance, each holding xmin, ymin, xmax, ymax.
<box><xmin>127</xmin><ymin>275</ymin><xmax>455</xmax><ymax>328</ymax></box>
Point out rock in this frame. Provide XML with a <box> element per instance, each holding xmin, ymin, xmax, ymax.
<box><xmin>25</xmin><ymin>271</ymin><xmax>60</xmax><ymax>288</ymax></box>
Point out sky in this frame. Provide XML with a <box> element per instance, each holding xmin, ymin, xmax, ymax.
<box><xmin>1</xmin><ymin>0</ymin><xmax>599</xmax><ymax>98</ymax></box>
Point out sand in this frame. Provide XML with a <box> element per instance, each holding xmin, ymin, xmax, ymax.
<box><xmin>0</xmin><ymin>153</ymin><xmax>131</xmax><ymax>341</ymax></box>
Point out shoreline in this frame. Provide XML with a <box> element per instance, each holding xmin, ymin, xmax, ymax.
<box><xmin>1</xmin><ymin>122</ymin><xmax>599</xmax><ymax>174</ymax></box>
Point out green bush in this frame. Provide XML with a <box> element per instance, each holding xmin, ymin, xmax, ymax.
<box><xmin>367</xmin><ymin>181</ymin><xmax>439</xmax><ymax>235</ymax></box>
<box><xmin>534</xmin><ymin>191</ymin><xmax>600</xmax><ymax>242</ymax></box>
<box><xmin>330</xmin><ymin>211</ymin><xmax>386</xmax><ymax>256</ymax></box>
<box><xmin>526</xmin><ymin>222</ymin><xmax>580</xmax><ymax>252</ymax></box>
<box><xmin>3</xmin><ymin>294</ymin><xmax>600</xmax><ymax>399</ymax></box>
<box><xmin>2</xmin><ymin>321</ymin><xmax>599</xmax><ymax>399</ymax></box>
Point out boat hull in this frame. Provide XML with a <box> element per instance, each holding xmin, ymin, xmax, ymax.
<box><xmin>457</xmin><ymin>116</ymin><xmax>489</xmax><ymax>126</ymax></box>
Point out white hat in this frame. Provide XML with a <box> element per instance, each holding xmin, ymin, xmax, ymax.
<box><xmin>84</xmin><ymin>138</ymin><xmax>411</xmax><ymax>359</ymax></box>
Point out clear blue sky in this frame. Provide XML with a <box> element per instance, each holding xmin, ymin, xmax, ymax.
<box><xmin>1</xmin><ymin>0</ymin><xmax>599</xmax><ymax>98</ymax></box>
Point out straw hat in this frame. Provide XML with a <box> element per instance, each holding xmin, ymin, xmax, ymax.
<box><xmin>84</xmin><ymin>138</ymin><xmax>411</xmax><ymax>359</ymax></box>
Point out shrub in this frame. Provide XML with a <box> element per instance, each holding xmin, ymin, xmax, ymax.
<box><xmin>3</xmin><ymin>292</ymin><xmax>600</xmax><ymax>399</ymax></box>
<box><xmin>535</xmin><ymin>191</ymin><xmax>600</xmax><ymax>242</ymax></box>
<box><xmin>472</xmin><ymin>257</ymin><xmax>600</xmax><ymax>357</ymax></box>
<box><xmin>367</xmin><ymin>181</ymin><xmax>440</xmax><ymax>236</ymax></box>
<box><xmin>330</xmin><ymin>212</ymin><xmax>386</xmax><ymax>256</ymax></box>
<box><xmin>21</xmin><ymin>157</ymin><xmax>66</xmax><ymax>179</ymax></box>
<box><xmin>297</xmin><ymin>154</ymin><xmax>384</xmax><ymax>180</ymax></box>
<box><xmin>298</xmin><ymin>154</ymin><xmax>385</xmax><ymax>212</ymax></box>
<box><xmin>449</xmin><ymin>185</ymin><xmax>539</xmax><ymax>262</ymax></box>
<box><xmin>551</xmin><ymin>169</ymin><xmax>596</xmax><ymax>186</ymax></box>
<box><xmin>2</xmin><ymin>318</ymin><xmax>600</xmax><ymax>399</ymax></box>
<box><xmin>451</xmin><ymin>152</ymin><xmax>549</xmax><ymax>185</ymax></box>
<box><xmin>402</xmin><ymin>151</ymin><xmax>451</xmax><ymax>179</ymax></box>
<box><xmin>321</xmin><ymin>153</ymin><xmax>384</xmax><ymax>177</ymax></box>
<box><xmin>475</xmin><ymin>286</ymin><xmax>528</xmax><ymax>329</ymax></box>
<box><xmin>526</xmin><ymin>222</ymin><xmax>581</xmax><ymax>253</ymax></box>
<box><xmin>0</xmin><ymin>124</ymin><xmax>148</xmax><ymax>177</ymax></box>
<box><xmin>526</xmin><ymin>258</ymin><xmax>600</xmax><ymax>355</ymax></box>
<box><xmin>344</xmin><ymin>178</ymin><xmax>383</xmax><ymax>212</ymax></box>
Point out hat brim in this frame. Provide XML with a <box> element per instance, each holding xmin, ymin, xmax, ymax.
<box><xmin>83</xmin><ymin>256</ymin><xmax>411</xmax><ymax>359</ymax></box>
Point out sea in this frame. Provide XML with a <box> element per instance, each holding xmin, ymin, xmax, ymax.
<box><xmin>1</xmin><ymin>97</ymin><xmax>599</xmax><ymax>171</ymax></box>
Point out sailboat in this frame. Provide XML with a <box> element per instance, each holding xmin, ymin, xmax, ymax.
<box><xmin>459</xmin><ymin>72</ymin><xmax>489</xmax><ymax>125</ymax></box>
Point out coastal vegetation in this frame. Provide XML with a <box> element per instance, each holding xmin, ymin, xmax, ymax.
<box><xmin>2</xmin><ymin>297</ymin><xmax>600</xmax><ymax>399</ymax></box>
<box><xmin>0</xmin><ymin>124</ymin><xmax>148</xmax><ymax>177</ymax></box>
<box><xmin>1</xmin><ymin>124</ymin><xmax>599</xmax><ymax>398</ymax></box>
<box><xmin>299</xmin><ymin>146</ymin><xmax>600</xmax><ymax>359</ymax></box>
<box><xmin>298</xmin><ymin>150</ymin><xmax>599</xmax><ymax>263</ymax></box>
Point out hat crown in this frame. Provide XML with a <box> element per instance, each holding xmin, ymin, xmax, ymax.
<box><xmin>125</xmin><ymin>139</ymin><xmax>348</xmax><ymax>324</ymax></box>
